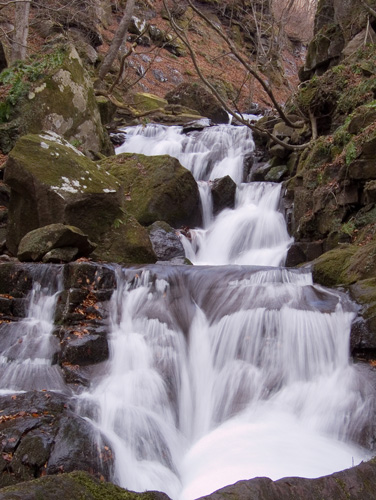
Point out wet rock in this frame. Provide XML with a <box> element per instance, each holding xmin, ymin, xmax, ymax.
<box><xmin>250</xmin><ymin>161</ymin><xmax>272</xmax><ymax>181</ymax></box>
<box><xmin>165</xmin><ymin>83</ymin><xmax>229</xmax><ymax>124</ymax></box>
<box><xmin>0</xmin><ymin>391</ymin><xmax>112</xmax><ymax>487</ymax></box>
<box><xmin>148</xmin><ymin>221</ymin><xmax>185</xmax><ymax>261</ymax></box>
<box><xmin>211</xmin><ymin>176</ymin><xmax>236</xmax><ymax>215</ymax></box>
<box><xmin>60</xmin><ymin>326</ymin><xmax>109</xmax><ymax>366</ymax></box>
<box><xmin>285</xmin><ymin>241</ymin><xmax>323</xmax><ymax>267</ymax></box>
<box><xmin>0</xmin><ymin>263</ymin><xmax>33</xmax><ymax>298</ymax></box>
<box><xmin>100</xmin><ymin>152</ymin><xmax>200</xmax><ymax>228</ymax></box>
<box><xmin>17</xmin><ymin>224</ymin><xmax>96</xmax><ymax>263</ymax></box>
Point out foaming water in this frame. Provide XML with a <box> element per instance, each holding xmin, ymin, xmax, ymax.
<box><xmin>116</xmin><ymin>123</ymin><xmax>254</xmax><ymax>185</ymax></box>
<box><xmin>182</xmin><ymin>183</ymin><xmax>292</xmax><ymax>265</ymax></box>
<box><xmin>116</xmin><ymin>123</ymin><xmax>291</xmax><ymax>265</ymax></box>
<box><xmin>0</xmin><ymin>266</ymin><xmax>66</xmax><ymax>393</ymax></box>
<box><xmin>79</xmin><ymin>266</ymin><xmax>374</xmax><ymax>500</ymax></box>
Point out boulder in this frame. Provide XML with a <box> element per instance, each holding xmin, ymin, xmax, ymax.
<box><xmin>133</xmin><ymin>92</ymin><xmax>168</xmax><ymax>113</ymax></box>
<box><xmin>3</xmin><ymin>45</ymin><xmax>113</xmax><ymax>156</ymax></box>
<box><xmin>165</xmin><ymin>83</ymin><xmax>229</xmax><ymax>124</ymax></box>
<box><xmin>100</xmin><ymin>152</ymin><xmax>201</xmax><ymax>227</ymax></box>
<box><xmin>265</xmin><ymin>165</ymin><xmax>288</xmax><ymax>182</ymax></box>
<box><xmin>148</xmin><ymin>221</ymin><xmax>185</xmax><ymax>261</ymax></box>
<box><xmin>211</xmin><ymin>176</ymin><xmax>236</xmax><ymax>215</ymax></box>
<box><xmin>4</xmin><ymin>132</ymin><xmax>156</xmax><ymax>264</ymax></box>
<box><xmin>17</xmin><ymin>224</ymin><xmax>95</xmax><ymax>262</ymax></box>
<box><xmin>4</xmin><ymin>132</ymin><xmax>121</xmax><ymax>256</ymax></box>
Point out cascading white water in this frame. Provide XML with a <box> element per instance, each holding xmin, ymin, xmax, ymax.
<box><xmin>0</xmin><ymin>266</ymin><xmax>66</xmax><ymax>394</ymax></box>
<box><xmin>116</xmin><ymin>123</ymin><xmax>292</xmax><ymax>265</ymax></box>
<box><xmin>79</xmin><ymin>266</ymin><xmax>373</xmax><ymax>500</ymax></box>
<box><xmin>75</xmin><ymin>123</ymin><xmax>374</xmax><ymax>500</ymax></box>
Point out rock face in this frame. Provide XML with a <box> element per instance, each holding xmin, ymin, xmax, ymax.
<box><xmin>165</xmin><ymin>83</ymin><xmax>229</xmax><ymax>124</ymax></box>
<box><xmin>100</xmin><ymin>153</ymin><xmax>201</xmax><ymax>228</ymax></box>
<box><xmin>299</xmin><ymin>0</ymin><xmax>371</xmax><ymax>80</ymax></box>
<box><xmin>17</xmin><ymin>224</ymin><xmax>95</xmax><ymax>262</ymax></box>
<box><xmin>4</xmin><ymin>132</ymin><xmax>156</xmax><ymax>264</ymax></box>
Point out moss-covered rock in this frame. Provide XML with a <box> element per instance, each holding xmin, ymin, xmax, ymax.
<box><xmin>133</xmin><ymin>92</ymin><xmax>168</xmax><ymax>113</ymax></box>
<box><xmin>0</xmin><ymin>471</ymin><xmax>170</xmax><ymax>500</ymax></box>
<box><xmin>17</xmin><ymin>223</ymin><xmax>95</xmax><ymax>262</ymax></box>
<box><xmin>100</xmin><ymin>153</ymin><xmax>200</xmax><ymax>227</ymax></box>
<box><xmin>0</xmin><ymin>45</ymin><xmax>113</xmax><ymax>156</ymax></box>
<box><xmin>4</xmin><ymin>132</ymin><xmax>122</xmax><ymax>256</ymax></box>
<box><xmin>312</xmin><ymin>237</ymin><xmax>376</xmax><ymax>287</ymax></box>
<box><xmin>165</xmin><ymin>83</ymin><xmax>228</xmax><ymax>124</ymax></box>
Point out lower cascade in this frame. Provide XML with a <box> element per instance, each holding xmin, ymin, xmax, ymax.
<box><xmin>78</xmin><ymin>266</ymin><xmax>373</xmax><ymax>500</ymax></box>
<box><xmin>75</xmin><ymin>123</ymin><xmax>372</xmax><ymax>499</ymax></box>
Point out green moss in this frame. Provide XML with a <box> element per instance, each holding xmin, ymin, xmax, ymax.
<box><xmin>100</xmin><ymin>152</ymin><xmax>199</xmax><ymax>227</ymax></box>
<box><xmin>8</xmin><ymin>134</ymin><xmax>119</xmax><ymax>194</ymax></box>
<box><xmin>312</xmin><ymin>245</ymin><xmax>358</xmax><ymax>287</ymax></box>
<box><xmin>0</xmin><ymin>48</ymin><xmax>67</xmax><ymax>123</ymax></box>
<box><xmin>0</xmin><ymin>471</ymin><xmax>165</xmax><ymax>500</ymax></box>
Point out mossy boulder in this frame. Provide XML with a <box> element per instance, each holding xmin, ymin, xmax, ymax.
<box><xmin>165</xmin><ymin>83</ymin><xmax>228</xmax><ymax>124</ymax></box>
<box><xmin>0</xmin><ymin>45</ymin><xmax>113</xmax><ymax>156</ymax></box>
<box><xmin>100</xmin><ymin>153</ymin><xmax>200</xmax><ymax>227</ymax></box>
<box><xmin>312</xmin><ymin>237</ymin><xmax>376</xmax><ymax>288</ymax></box>
<box><xmin>4</xmin><ymin>132</ymin><xmax>122</xmax><ymax>256</ymax></box>
<box><xmin>17</xmin><ymin>223</ymin><xmax>95</xmax><ymax>262</ymax></box>
<box><xmin>133</xmin><ymin>92</ymin><xmax>168</xmax><ymax>113</ymax></box>
<box><xmin>0</xmin><ymin>471</ymin><xmax>170</xmax><ymax>500</ymax></box>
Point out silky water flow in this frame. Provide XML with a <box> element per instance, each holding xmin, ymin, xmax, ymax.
<box><xmin>76</xmin><ymin>123</ymin><xmax>375</xmax><ymax>500</ymax></box>
<box><xmin>0</xmin><ymin>265</ymin><xmax>66</xmax><ymax>395</ymax></box>
<box><xmin>2</xmin><ymin>125</ymin><xmax>372</xmax><ymax>500</ymax></box>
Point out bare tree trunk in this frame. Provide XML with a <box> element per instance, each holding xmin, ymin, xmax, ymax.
<box><xmin>11</xmin><ymin>0</ymin><xmax>31</xmax><ymax>62</ymax></box>
<box><xmin>98</xmin><ymin>0</ymin><xmax>136</xmax><ymax>80</ymax></box>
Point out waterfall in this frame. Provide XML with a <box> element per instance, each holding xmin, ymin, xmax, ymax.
<box><xmin>75</xmin><ymin>123</ymin><xmax>374</xmax><ymax>499</ymax></box>
<box><xmin>0</xmin><ymin>265</ymin><xmax>66</xmax><ymax>394</ymax></box>
<box><xmin>78</xmin><ymin>265</ymin><xmax>373</xmax><ymax>500</ymax></box>
<box><xmin>116</xmin><ymin>123</ymin><xmax>292</xmax><ymax>266</ymax></box>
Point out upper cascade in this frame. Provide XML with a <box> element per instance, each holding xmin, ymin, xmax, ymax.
<box><xmin>116</xmin><ymin>123</ymin><xmax>293</xmax><ymax>266</ymax></box>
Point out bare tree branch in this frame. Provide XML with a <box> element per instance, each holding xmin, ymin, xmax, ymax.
<box><xmin>162</xmin><ymin>0</ymin><xmax>310</xmax><ymax>151</ymax></box>
<box><xmin>360</xmin><ymin>0</ymin><xmax>376</xmax><ymax>18</ymax></box>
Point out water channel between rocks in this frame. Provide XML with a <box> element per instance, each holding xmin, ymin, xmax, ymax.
<box><xmin>1</xmin><ymin>123</ymin><xmax>375</xmax><ymax>500</ymax></box>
